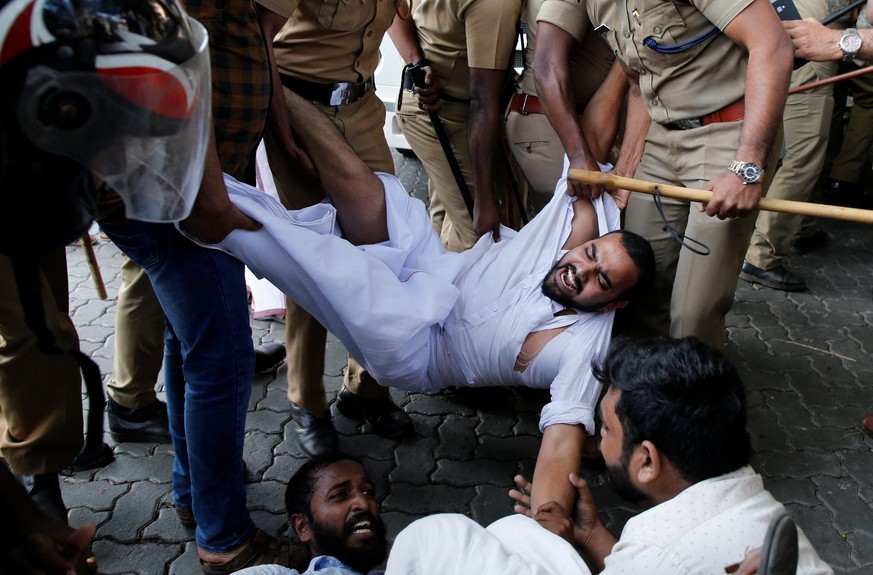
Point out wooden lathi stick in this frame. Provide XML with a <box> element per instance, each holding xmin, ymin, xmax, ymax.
<box><xmin>789</xmin><ymin>64</ymin><xmax>873</xmax><ymax>95</ymax></box>
<box><xmin>80</xmin><ymin>233</ymin><xmax>108</xmax><ymax>300</ymax></box>
<box><xmin>567</xmin><ymin>169</ymin><xmax>873</xmax><ymax>224</ymax></box>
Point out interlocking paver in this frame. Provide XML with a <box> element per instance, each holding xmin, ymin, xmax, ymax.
<box><xmin>55</xmin><ymin>152</ymin><xmax>873</xmax><ymax>574</ymax></box>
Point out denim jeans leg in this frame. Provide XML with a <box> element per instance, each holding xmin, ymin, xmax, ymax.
<box><xmin>100</xmin><ymin>220</ymin><xmax>255</xmax><ymax>553</ymax></box>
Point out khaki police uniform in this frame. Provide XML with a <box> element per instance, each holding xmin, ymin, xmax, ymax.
<box><xmin>746</xmin><ymin>0</ymin><xmax>837</xmax><ymax>271</ymax></box>
<box><xmin>264</xmin><ymin>0</ymin><xmax>396</xmax><ymax>415</ymax></box>
<box><xmin>0</xmin><ymin>250</ymin><xmax>83</xmax><ymax>473</ymax></box>
<box><xmin>587</xmin><ymin>0</ymin><xmax>781</xmax><ymax>348</ymax></box>
<box><xmin>504</xmin><ymin>0</ymin><xmax>613</xmax><ymax>211</ymax></box>
<box><xmin>397</xmin><ymin>0</ymin><xmax>522</xmax><ymax>252</ymax></box>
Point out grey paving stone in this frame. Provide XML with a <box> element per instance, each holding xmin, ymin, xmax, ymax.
<box><xmin>814</xmin><ymin>475</ymin><xmax>873</xmax><ymax>536</ymax></box>
<box><xmin>142</xmin><ymin>507</ymin><xmax>196</xmax><ymax>543</ymax></box>
<box><xmin>405</xmin><ymin>392</ymin><xmax>476</xmax><ymax>416</ymax></box>
<box><xmin>337</xmin><ymin>431</ymin><xmax>397</xmax><ymax>460</ymax></box>
<box><xmin>476</xmin><ymin>410</ymin><xmax>519</xmax><ymax>438</ymax></box>
<box><xmin>250</xmin><ymin>509</ymin><xmax>290</xmax><ymax>537</ymax></box>
<box><xmin>244</xmin><ymin>430</ymin><xmax>281</xmax><ymax>478</ymax></box>
<box><xmin>434</xmin><ymin>414</ymin><xmax>478</xmax><ymax>459</ymax></box>
<box><xmin>167</xmin><ymin>541</ymin><xmax>201</xmax><ymax>575</ymax></box>
<box><xmin>257</xmin><ymin>386</ymin><xmax>292</xmax><ymax>412</ymax></box>
<box><xmin>470</xmin><ymin>484</ymin><xmax>515</xmax><ymax>526</ymax></box>
<box><xmin>245</xmin><ymin>480</ymin><xmax>287</xmax><ymax>513</ymax></box>
<box><xmin>62</xmin><ymin>479</ymin><xmax>128</xmax><ymax>511</ymax></box>
<box><xmin>69</xmin><ymin>507</ymin><xmax>111</xmax><ymax>529</ymax></box>
<box><xmin>475</xmin><ymin>434</ymin><xmax>541</xmax><ymax>461</ymax></box>
<box><xmin>786</xmin><ymin>502</ymin><xmax>855</xmax><ymax>572</ymax></box>
<box><xmin>93</xmin><ymin>540</ymin><xmax>182</xmax><ymax>575</ymax></box>
<box><xmin>263</xmin><ymin>453</ymin><xmax>308</xmax><ymax>482</ymax></box>
<box><xmin>847</xmin><ymin>529</ymin><xmax>873</xmax><ymax>568</ymax></box>
<box><xmin>381</xmin><ymin>510</ymin><xmax>427</xmax><ymax>541</ymax></box>
<box><xmin>96</xmin><ymin>480</ymin><xmax>170</xmax><ymax>542</ymax></box>
<box><xmin>94</xmin><ymin>452</ymin><xmax>174</xmax><ymax>484</ymax></box>
<box><xmin>432</xmin><ymin>458</ymin><xmax>517</xmax><ymax>487</ymax></box>
<box><xmin>758</xmin><ymin>450</ymin><xmax>843</xmax><ymax>480</ymax></box>
<box><xmin>245</xmin><ymin>408</ymin><xmax>289</xmax><ymax>434</ymax></box>
<box><xmin>390</xmin><ymin>436</ymin><xmax>438</xmax><ymax>485</ymax></box>
<box><xmin>382</xmin><ymin>482</ymin><xmax>474</xmax><ymax>514</ymax></box>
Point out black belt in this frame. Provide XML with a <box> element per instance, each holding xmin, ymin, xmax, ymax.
<box><xmin>279</xmin><ymin>74</ymin><xmax>374</xmax><ymax>106</ymax></box>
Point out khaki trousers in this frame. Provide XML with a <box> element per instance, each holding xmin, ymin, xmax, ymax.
<box><xmin>620</xmin><ymin>120</ymin><xmax>780</xmax><ymax>348</ymax></box>
<box><xmin>746</xmin><ymin>61</ymin><xmax>837</xmax><ymax>270</ymax></box>
<box><xmin>264</xmin><ymin>88</ymin><xmax>395</xmax><ymax>415</ymax></box>
<box><xmin>106</xmin><ymin>254</ymin><xmax>165</xmax><ymax>409</ymax></box>
<box><xmin>0</xmin><ymin>250</ymin><xmax>83</xmax><ymax>473</ymax></box>
<box><xmin>829</xmin><ymin>62</ymin><xmax>873</xmax><ymax>184</ymax></box>
<box><xmin>397</xmin><ymin>96</ymin><xmax>480</xmax><ymax>252</ymax></box>
<box><xmin>504</xmin><ymin>107</ymin><xmax>566</xmax><ymax>213</ymax></box>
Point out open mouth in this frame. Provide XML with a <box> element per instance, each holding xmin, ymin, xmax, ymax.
<box><xmin>348</xmin><ymin>519</ymin><xmax>375</xmax><ymax>539</ymax></box>
<box><xmin>559</xmin><ymin>265</ymin><xmax>579</xmax><ymax>294</ymax></box>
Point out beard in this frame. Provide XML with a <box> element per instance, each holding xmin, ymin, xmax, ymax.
<box><xmin>540</xmin><ymin>263</ymin><xmax>607</xmax><ymax>313</ymax></box>
<box><xmin>309</xmin><ymin>511</ymin><xmax>388</xmax><ymax>574</ymax></box>
<box><xmin>605</xmin><ymin>457</ymin><xmax>649</xmax><ymax>504</ymax></box>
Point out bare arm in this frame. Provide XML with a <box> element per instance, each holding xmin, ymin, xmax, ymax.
<box><xmin>256</xmin><ymin>3</ymin><xmax>315</xmax><ymax>178</ymax></box>
<box><xmin>703</xmin><ymin>0</ymin><xmax>793</xmax><ymax>219</ymax></box>
<box><xmin>534</xmin><ymin>22</ymin><xmax>601</xmax><ymax>199</ymax></box>
<box><xmin>387</xmin><ymin>16</ymin><xmax>443</xmax><ymax>110</ymax></box>
<box><xmin>530</xmin><ymin>423</ymin><xmax>584</xmax><ymax>513</ymax></box>
<box><xmin>602</xmin><ymin>70</ymin><xmax>650</xmax><ymax>210</ymax></box>
<box><xmin>784</xmin><ymin>17</ymin><xmax>873</xmax><ymax>61</ymax></box>
<box><xmin>468</xmin><ymin>67</ymin><xmax>506</xmax><ymax>241</ymax></box>
<box><xmin>579</xmin><ymin>59</ymin><xmax>628</xmax><ymax>164</ymax></box>
<box><xmin>180</xmin><ymin>132</ymin><xmax>262</xmax><ymax>243</ymax></box>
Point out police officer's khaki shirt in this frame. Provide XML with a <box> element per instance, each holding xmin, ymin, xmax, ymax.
<box><xmin>586</xmin><ymin>0</ymin><xmax>754</xmax><ymax>124</ymax></box>
<box><xmin>273</xmin><ymin>0</ymin><xmax>396</xmax><ymax>83</ymax></box>
<box><xmin>517</xmin><ymin>0</ymin><xmax>613</xmax><ymax>102</ymax></box>
<box><xmin>412</xmin><ymin>0</ymin><xmax>522</xmax><ymax>100</ymax></box>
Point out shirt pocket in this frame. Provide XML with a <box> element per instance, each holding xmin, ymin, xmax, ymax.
<box><xmin>318</xmin><ymin>0</ymin><xmax>364</xmax><ymax>31</ymax></box>
<box><xmin>637</xmin><ymin>2</ymin><xmax>701</xmax><ymax>69</ymax></box>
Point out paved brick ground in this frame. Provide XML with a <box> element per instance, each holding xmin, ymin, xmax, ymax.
<box><xmin>60</xmin><ymin>151</ymin><xmax>873</xmax><ymax>574</ymax></box>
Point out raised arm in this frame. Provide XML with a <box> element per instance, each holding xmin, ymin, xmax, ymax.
<box><xmin>702</xmin><ymin>0</ymin><xmax>793</xmax><ymax>219</ymax></box>
<box><xmin>468</xmin><ymin>67</ymin><xmax>507</xmax><ymax>241</ymax></box>
<box><xmin>534</xmin><ymin>22</ymin><xmax>601</xmax><ymax>198</ymax></box>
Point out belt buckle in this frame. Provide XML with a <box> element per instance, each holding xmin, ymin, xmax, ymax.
<box><xmin>674</xmin><ymin>118</ymin><xmax>702</xmax><ymax>130</ymax></box>
<box><xmin>330</xmin><ymin>82</ymin><xmax>354</xmax><ymax>106</ymax></box>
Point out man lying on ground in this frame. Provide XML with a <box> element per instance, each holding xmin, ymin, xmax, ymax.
<box><xmin>386</xmin><ymin>337</ymin><xmax>833</xmax><ymax>574</ymax></box>
<box><xmin>235</xmin><ymin>453</ymin><xmax>388</xmax><ymax>575</ymax></box>
<box><xmin>188</xmin><ymin>90</ymin><xmax>655</xmax><ymax>512</ymax></box>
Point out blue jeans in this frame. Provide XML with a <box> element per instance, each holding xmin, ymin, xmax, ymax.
<box><xmin>100</xmin><ymin>220</ymin><xmax>255</xmax><ymax>553</ymax></box>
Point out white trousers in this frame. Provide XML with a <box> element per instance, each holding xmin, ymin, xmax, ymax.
<box><xmin>385</xmin><ymin>514</ymin><xmax>591</xmax><ymax>575</ymax></box>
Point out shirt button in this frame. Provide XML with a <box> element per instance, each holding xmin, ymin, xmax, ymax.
<box><xmin>457</xmin><ymin>320</ymin><xmax>464</xmax><ymax>326</ymax></box>
<box><xmin>653</xmin><ymin>26</ymin><xmax>662</xmax><ymax>34</ymax></box>
<box><xmin>624</xmin><ymin>31</ymin><xmax>631</xmax><ymax>38</ymax></box>
<box><xmin>491</xmin><ymin>305</ymin><xmax>498</xmax><ymax>311</ymax></box>
<box><xmin>650</xmin><ymin>99</ymin><xmax>659</xmax><ymax>107</ymax></box>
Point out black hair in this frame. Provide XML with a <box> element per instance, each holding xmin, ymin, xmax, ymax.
<box><xmin>608</xmin><ymin>230</ymin><xmax>655</xmax><ymax>303</ymax></box>
<box><xmin>285</xmin><ymin>452</ymin><xmax>365</xmax><ymax>518</ymax></box>
<box><xmin>592</xmin><ymin>336</ymin><xmax>752</xmax><ymax>484</ymax></box>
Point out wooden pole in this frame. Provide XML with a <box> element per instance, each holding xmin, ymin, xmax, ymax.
<box><xmin>789</xmin><ymin>64</ymin><xmax>873</xmax><ymax>95</ymax></box>
<box><xmin>567</xmin><ymin>169</ymin><xmax>873</xmax><ymax>224</ymax></box>
<box><xmin>80</xmin><ymin>234</ymin><xmax>108</xmax><ymax>300</ymax></box>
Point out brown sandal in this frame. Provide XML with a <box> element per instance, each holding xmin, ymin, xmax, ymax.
<box><xmin>199</xmin><ymin>529</ymin><xmax>308</xmax><ymax>574</ymax></box>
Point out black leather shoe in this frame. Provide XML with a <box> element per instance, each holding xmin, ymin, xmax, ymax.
<box><xmin>69</xmin><ymin>442</ymin><xmax>115</xmax><ymax>472</ymax></box>
<box><xmin>107</xmin><ymin>398</ymin><xmax>171</xmax><ymax>443</ymax></box>
<box><xmin>255</xmin><ymin>342</ymin><xmax>286</xmax><ymax>375</ymax></box>
<box><xmin>335</xmin><ymin>387</ymin><xmax>413</xmax><ymax>439</ymax></box>
<box><xmin>288</xmin><ymin>402</ymin><xmax>338</xmax><ymax>457</ymax></box>
<box><xmin>18</xmin><ymin>472</ymin><xmax>68</xmax><ymax>523</ymax></box>
<box><xmin>790</xmin><ymin>229</ymin><xmax>827</xmax><ymax>255</ymax></box>
<box><xmin>740</xmin><ymin>262</ymin><xmax>807</xmax><ymax>292</ymax></box>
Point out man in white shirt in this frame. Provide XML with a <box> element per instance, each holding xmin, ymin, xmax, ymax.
<box><xmin>385</xmin><ymin>337</ymin><xmax>833</xmax><ymax>575</ymax></box>
<box><xmin>204</xmin><ymin>90</ymin><xmax>655</xmax><ymax>512</ymax></box>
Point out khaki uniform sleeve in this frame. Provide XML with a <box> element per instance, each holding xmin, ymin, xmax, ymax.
<box><xmin>693</xmin><ymin>0</ymin><xmax>754</xmax><ymax>30</ymax></box>
<box><xmin>461</xmin><ymin>0</ymin><xmax>523</xmax><ymax>69</ymax></box>
<box><xmin>255</xmin><ymin>0</ymin><xmax>298</xmax><ymax>20</ymax></box>
<box><xmin>536</xmin><ymin>0</ymin><xmax>589</xmax><ymax>43</ymax></box>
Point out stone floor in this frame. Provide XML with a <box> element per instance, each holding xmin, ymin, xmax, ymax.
<box><xmin>58</xmin><ymin>150</ymin><xmax>873</xmax><ymax>574</ymax></box>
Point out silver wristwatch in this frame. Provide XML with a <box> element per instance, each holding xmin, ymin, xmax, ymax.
<box><xmin>840</xmin><ymin>28</ymin><xmax>863</xmax><ymax>62</ymax></box>
<box><xmin>728</xmin><ymin>160</ymin><xmax>764</xmax><ymax>185</ymax></box>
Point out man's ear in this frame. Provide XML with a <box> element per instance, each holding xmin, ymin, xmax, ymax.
<box><xmin>601</xmin><ymin>299</ymin><xmax>629</xmax><ymax>312</ymax></box>
<box><xmin>291</xmin><ymin>513</ymin><xmax>313</xmax><ymax>544</ymax></box>
<box><xmin>633</xmin><ymin>440</ymin><xmax>661</xmax><ymax>485</ymax></box>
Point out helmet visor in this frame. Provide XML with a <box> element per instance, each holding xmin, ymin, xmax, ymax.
<box><xmin>19</xmin><ymin>16</ymin><xmax>211</xmax><ymax>222</ymax></box>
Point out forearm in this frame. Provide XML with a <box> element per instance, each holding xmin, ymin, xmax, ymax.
<box><xmin>579</xmin><ymin>59</ymin><xmax>628</xmax><ymax>164</ymax></box>
<box><xmin>612</xmin><ymin>76</ymin><xmax>649</xmax><ymax>176</ymax></box>
<box><xmin>388</xmin><ymin>15</ymin><xmax>426</xmax><ymax>64</ymax></box>
<box><xmin>468</xmin><ymin>92</ymin><xmax>501</xmax><ymax>206</ymax></box>
<box><xmin>735</xmin><ymin>48</ymin><xmax>792</xmax><ymax>166</ymax></box>
<box><xmin>530</xmin><ymin>424</ymin><xmax>584</xmax><ymax>512</ymax></box>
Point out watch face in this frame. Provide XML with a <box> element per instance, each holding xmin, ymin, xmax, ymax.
<box><xmin>741</xmin><ymin>164</ymin><xmax>762</xmax><ymax>183</ymax></box>
<box><xmin>842</xmin><ymin>32</ymin><xmax>862</xmax><ymax>54</ymax></box>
